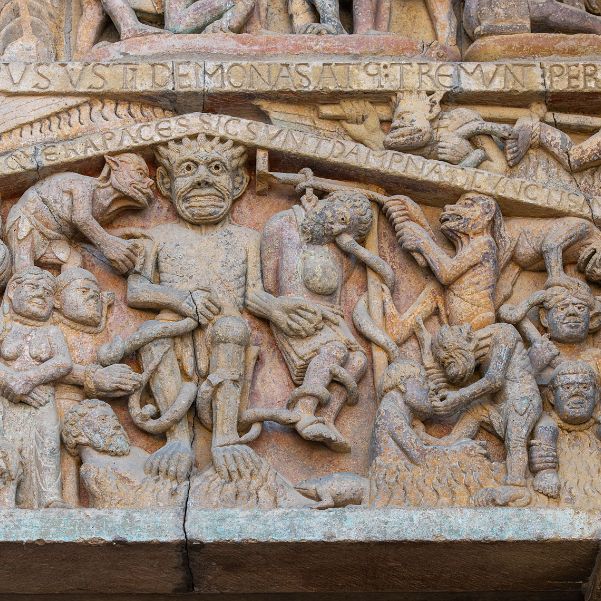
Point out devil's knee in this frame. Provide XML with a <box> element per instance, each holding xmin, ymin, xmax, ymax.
<box><xmin>321</xmin><ymin>341</ymin><xmax>349</xmax><ymax>365</ymax></box>
<box><xmin>211</xmin><ymin>316</ymin><xmax>251</xmax><ymax>347</ymax></box>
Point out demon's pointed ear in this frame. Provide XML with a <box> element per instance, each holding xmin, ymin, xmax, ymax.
<box><xmin>155</xmin><ymin>166</ymin><xmax>172</xmax><ymax>198</ymax></box>
<box><xmin>589</xmin><ymin>297</ymin><xmax>601</xmax><ymax>332</ymax></box>
<box><xmin>427</xmin><ymin>91</ymin><xmax>445</xmax><ymax>120</ymax></box>
<box><xmin>539</xmin><ymin>308</ymin><xmax>549</xmax><ymax>330</ymax></box>
<box><xmin>104</xmin><ymin>155</ymin><xmax>121</xmax><ymax>171</ymax></box>
<box><xmin>232</xmin><ymin>167</ymin><xmax>250</xmax><ymax>201</ymax></box>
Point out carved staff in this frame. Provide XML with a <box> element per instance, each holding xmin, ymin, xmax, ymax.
<box><xmin>256</xmin><ymin>155</ymin><xmax>427</xmax><ymax>268</ymax></box>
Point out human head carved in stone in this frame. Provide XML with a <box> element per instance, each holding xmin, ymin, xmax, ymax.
<box><xmin>384</xmin><ymin>91</ymin><xmax>445</xmax><ymax>151</ymax></box>
<box><xmin>377</xmin><ymin>359</ymin><xmax>431</xmax><ymax>418</ymax></box>
<box><xmin>300</xmin><ymin>189</ymin><xmax>373</xmax><ymax>245</ymax></box>
<box><xmin>54</xmin><ymin>268</ymin><xmax>114</xmax><ymax>331</ymax></box>
<box><xmin>4</xmin><ymin>267</ymin><xmax>56</xmax><ymax>322</ymax></box>
<box><xmin>549</xmin><ymin>361</ymin><xmax>599</xmax><ymax>425</ymax></box>
<box><xmin>96</xmin><ymin>153</ymin><xmax>155</xmax><ymax>220</ymax></box>
<box><xmin>501</xmin><ymin>277</ymin><xmax>601</xmax><ymax>344</ymax></box>
<box><xmin>432</xmin><ymin>323</ymin><xmax>477</xmax><ymax>385</ymax></box>
<box><xmin>154</xmin><ymin>135</ymin><xmax>249</xmax><ymax>225</ymax></box>
<box><xmin>62</xmin><ymin>399</ymin><xmax>130</xmax><ymax>457</ymax></box>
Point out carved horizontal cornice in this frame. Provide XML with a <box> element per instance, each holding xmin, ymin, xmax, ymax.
<box><xmin>0</xmin><ymin>111</ymin><xmax>591</xmax><ymax>219</ymax></box>
<box><xmin>0</xmin><ymin>60</ymin><xmax>600</xmax><ymax>101</ymax></box>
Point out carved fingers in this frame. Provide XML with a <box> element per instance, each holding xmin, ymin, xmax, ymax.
<box><xmin>431</xmin><ymin>390</ymin><xmax>465</xmax><ymax>415</ymax></box>
<box><xmin>339</xmin><ymin>100</ymin><xmax>383</xmax><ymax>149</ymax></box>
<box><xmin>93</xmin><ymin>364</ymin><xmax>143</xmax><ymax>397</ymax></box>
<box><xmin>383</xmin><ymin>196</ymin><xmax>429</xmax><ymax>232</ymax></box>
<box><xmin>436</xmin><ymin>138</ymin><xmax>473</xmax><ymax>165</ymax></box>
<box><xmin>395</xmin><ymin>222</ymin><xmax>427</xmax><ymax>253</ymax></box>
<box><xmin>272</xmin><ymin>297</ymin><xmax>324</xmax><ymax>338</ymax></box>
<box><xmin>505</xmin><ymin>118</ymin><xmax>534</xmax><ymax>167</ymax></box>
<box><xmin>212</xmin><ymin>444</ymin><xmax>259</xmax><ymax>482</ymax></box>
<box><xmin>103</xmin><ymin>236</ymin><xmax>143</xmax><ymax>274</ymax></box>
<box><xmin>144</xmin><ymin>441</ymin><xmax>193</xmax><ymax>484</ymax></box>
<box><xmin>191</xmin><ymin>290</ymin><xmax>222</xmax><ymax>325</ymax></box>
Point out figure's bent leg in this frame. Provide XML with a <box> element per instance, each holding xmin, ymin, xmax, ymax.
<box><xmin>320</xmin><ymin>350</ymin><xmax>367</xmax><ymax>424</ymax></box>
<box><xmin>374</xmin><ymin>0</ymin><xmax>392</xmax><ymax>31</ymax></box>
<box><xmin>353</xmin><ymin>0</ymin><xmax>375</xmax><ymax>33</ymax></box>
<box><xmin>529</xmin><ymin>412</ymin><xmax>560</xmax><ymax>498</ymax></box>
<box><xmin>504</xmin><ymin>398</ymin><xmax>539</xmax><ymax>486</ymax></box>
<box><xmin>529</xmin><ymin>0</ymin><xmax>601</xmax><ymax>34</ymax></box>
<box><xmin>34</xmin><ymin>402</ymin><xmax>66</xmax><ymax>508</ymax></box>
<box><xmin>101</xmin><ymin>0</ymin><xmax>165</xmax><ymax>38</ymax></box>
<box><xmin>310</xmin><ymin>0</ymin><xmax>347</xmax><ymax>33</ymax></box>
<box><xmin>425</xmin><ymin>0</ymin><xmax>457</xmax><ymax>45</ymax></box>
<box><xmin>209</xmin><ymin>316</ymin><xmax>250</xmax><ymax>448</ymax></box>
<box><xmin>141</xmin><ymin>339</ymin><xmax>191</xmax><ymax>446</ymax></box>
<box><xmin>289</xmin><ymin>341</ymin><xmax>352</xmax><ymax>451</ymax></box>
<box><xmin>540</xmin><ymin>217</ymin><xmax>592</xmax><ymax>281</ymax></box>
<box><xmin>75</xmin><ymin>0</ymin><xmax>107</xmax><ymax>59</ymax></box>
<box><xmin>164</xmin><ymin>0</ymin><xmax>235</xmax><ymax>33</ymax></box>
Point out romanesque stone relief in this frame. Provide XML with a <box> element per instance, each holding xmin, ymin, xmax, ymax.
<box><xmin>4</xmin><ymin>0</ymin><xmax>601</xmax><ymax>518</ymax></box>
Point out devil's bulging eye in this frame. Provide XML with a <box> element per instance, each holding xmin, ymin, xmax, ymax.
<box><xmin>178</xmin><ymin>161</ymin><xmax>196</xmax><ymax>175</ymax></box>
<box><xmin>209</xmin><ymin>161</ymin><xmax>224</xmax><ymax>174</ymax></box>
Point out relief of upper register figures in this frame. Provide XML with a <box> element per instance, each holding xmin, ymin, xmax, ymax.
<box><xmin>5</xmin><ymin>0</ymin><xmax>601</xmax><ymax>512</ymax></box>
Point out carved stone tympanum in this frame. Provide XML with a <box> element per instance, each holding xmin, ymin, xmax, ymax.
<box><xmin>5</xmin><ymin>3</ymin><xmax>601</xmax><ymax>599</ymax></box>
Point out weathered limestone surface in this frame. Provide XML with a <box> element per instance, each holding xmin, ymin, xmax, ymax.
<box><xmin>6</xmin><ymin>1</ymin><xmax>601</xmax><ymax>600</ymax></box>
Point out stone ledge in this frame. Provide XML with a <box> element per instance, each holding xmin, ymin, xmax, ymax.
<box><xmin>1</xmin><ymin>508</ymin><xmax>599</xmax><ymax>597</ymax></box>
<box><xmin>186</xmin><ymin>508</ymin><xmax>601</xmax><ymax>595</ymax></box>
<box><xmin>0</xmin><ymin>509</ymin><xmax>188</xmax><ymax>595</ymax></box>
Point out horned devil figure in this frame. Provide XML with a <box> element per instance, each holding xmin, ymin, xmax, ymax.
<box><xmin>377</xmin><ymin>192</ymin><xmax>601</xmax><ymax>350</ymax></box>
<box><xmin>97</xmin><ymin>135</ymin><xmax>333</xmax><ymax>480</ymax></box>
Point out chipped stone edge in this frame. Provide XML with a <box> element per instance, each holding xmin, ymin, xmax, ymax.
<box><xmin>185</xmin><ymin>508</ymin><xmax>601</xmax><ymax>544</ymax></box>
<box><xmin>0</xmin><ymin>508</ymin><xmax>185</xmax><ymax>543</ymax></box>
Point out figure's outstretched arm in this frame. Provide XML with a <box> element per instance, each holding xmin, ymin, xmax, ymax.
<box><xmin>454</xmin><ymin>330</ymin><xmax>512</xmax><ymax>403</ymax></box>
<box><xmin>127</xmin><ymin>273</ymin><xmax>198</xmax><ymax>318</ymax></box>
<box><xmin>399</xmin><ymin>224</ymin><xmax>484</xmax><ymax>286</ymax></box>
<box><xmin>568</xmin><ymin>128</ymin><xmax>601</xmax><ymax>171</ymax></box>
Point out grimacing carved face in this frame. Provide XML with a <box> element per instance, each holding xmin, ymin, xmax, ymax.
<box><xmin>439</xmin><ymin>195</ymin><xmax>493</xmax><ymax>238</ymax></box>
<box><xmin>104</xmin><ymin>155</ymin><xmax>155</xmax><ymax>220</ymax></box>
<box><xmin>385</xmin><ymin>108</ymin><xmax>434</xmax><ymax>150</ymax></box>
<box><xmin>553</xmin><ymin>371</ymin><xmax>598</xmax><ymax>425</ymax></box>
<box><xmin>161</xmin><ymin>150</ymin><xmax>239</xmax><ymax>224</ymax></box>
<box><xmin>544</xmin><ymin>296</ymin><xmax>591</xmax><ymax>344</ymax></box>
<box><xmin>59</xmin><ymin>278</ymin><xmax>102</xmax><ymax>327</ymax></box>
<box><xmin>83</xmin><ymin>405</ymin><xmax>130</xmax><ymax>456</ymax></box>
<box><xmin>11</xmin><ymin>275</ymin><xmax>54</xmax><ymax>321</ymax></box>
